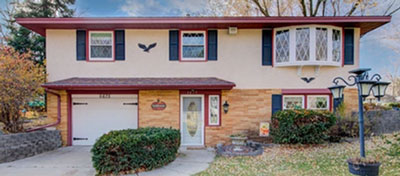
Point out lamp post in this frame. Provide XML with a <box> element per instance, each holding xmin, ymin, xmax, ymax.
<box><xmin>328</xmin><ymin>68</ymin><xmax>390</xmax><ymax>158</ymax></box>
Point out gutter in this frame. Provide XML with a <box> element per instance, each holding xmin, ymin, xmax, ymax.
<box><xmin>26</xmin><ymin>89</ymin><xmax>61</xmax><ymax>132</ymax></box>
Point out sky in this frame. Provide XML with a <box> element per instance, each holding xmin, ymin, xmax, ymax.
<box><xmin>2</xmin><ymin>0</ymin><xmax>400</xmax><ymax>78</ymax></box>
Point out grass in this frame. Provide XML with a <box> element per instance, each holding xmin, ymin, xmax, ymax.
<box><xmin>196</xmin><ymin>133</ymin><xmax>400</xmax><ymax>176</ymax></box>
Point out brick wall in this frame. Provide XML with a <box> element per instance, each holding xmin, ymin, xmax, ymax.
<box><xmin>138</xmin><ymin>90</ymin><xmax>180</xmax><ymax>129</ymax></box>
<box><xmin>0</xmin><ymin>130</ymin><xmax>62</xmax><ymax>163</ymax></box>
<box><xmin>48</xmin><ymin>88</ymin><xmax>358</xmax><ymax>147</ymax></box>
<box><xmin>47</xmin><ymin>90</ymin><xmax>68</xmax><ymax>145</ymax></box>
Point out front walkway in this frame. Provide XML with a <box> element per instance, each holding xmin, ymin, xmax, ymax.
<box><xmin>0</xmin><ymin>146</ymin><xmax>215</xmax><ymax>176</ymax></box>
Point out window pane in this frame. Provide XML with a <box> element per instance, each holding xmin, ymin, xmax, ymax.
<box><xmin>276</xmin><ymin>30</ymin><xmax>290</xmax><ymax>63</ymax></box>
<box><xmin>209</xmin><ymin>96</ymin><xmax>219</xmax><ymax>125</ymax></box>
<box><xmin>316</xmin><ymin>28</ymin><xmax>328</xmax><ymax>61</ymax></box>
<box><xmin>332</xmin><ymin>29</ymin><xmax>341</xmax><ymax>62</ymax></box>
<box><xmin>308</xmin><ymin>96</ymin><xmax>329</xmax><ymax>110</ymax></box>
<box><xmin>182</xmin><ymin>46</ymin><xmax>204</xmax><ymax>58</ymax></box>
<box><xmin>283</xmin><ymin>96</ymin><xmax>303</xmax><ymax>109</ymax></box>
<box><xmin>91</xmin><ymin>46</ymin><xmax>112</xmax><ymax>58</ymax></box>
<box><xmin>91</xmin><ymin>33</ymin><xmax>112</xmax><ymax>45</ymax></box>
<box><xmin>182</xmin><ymin>33</ymin><xmax>204</xmax><ymax>45</ymax></box>
<box><xmin>296</xmin><ymin>28</ymin><xmax>310</xmax><ymax>61</ymax></box>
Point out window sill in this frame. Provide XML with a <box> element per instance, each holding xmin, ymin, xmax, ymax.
<box><xmin>274</xmin><ymin>61</ymin><xmax>341</xmax><ymax>67</ymax></box>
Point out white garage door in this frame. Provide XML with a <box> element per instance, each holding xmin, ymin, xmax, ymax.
<box><xmin>72</xmin><ymin>94</ymin><xmax>138</xmax><ymax>145</ymax></box>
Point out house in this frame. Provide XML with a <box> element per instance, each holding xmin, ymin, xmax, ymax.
<box><xmin>16</xmin><ymin>16</ymin><xmax>391</xmax><ymax>147</ymax></box>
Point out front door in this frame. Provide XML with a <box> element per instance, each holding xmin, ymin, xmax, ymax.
<box><xmin>180</xmin><ymin>95</ymin><xmax>204</xmax><ymax>146</ymax></box>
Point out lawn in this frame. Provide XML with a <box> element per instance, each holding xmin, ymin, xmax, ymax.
<box><xmin>196</xmin><ymin>133</ymin><xmax>400</xmax><ymax>176</ymax></box>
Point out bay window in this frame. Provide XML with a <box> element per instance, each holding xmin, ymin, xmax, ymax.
<box><xmin>274</xmin><ymin>25</ymin><xmax>342</xmax><ymax>66</ymax></box>
<box><xmin>283</xmin><ymin>95</ymin><xmax>330</xmax><ymax>110</ymax></box>
<box><xmin>307</xmin><ymin>95</ymin><xmax>329</xmax><ymax>110</ymax></box>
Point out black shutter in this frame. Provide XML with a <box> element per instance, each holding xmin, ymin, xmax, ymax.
<box><xmin>333</xmin><ymin>98</ymin><xmax>344</xmax><ymax>112</ymax></box>
<box><xmin>115</xmin><ymin>30</ymin><xmax>125</xmax><ymax>61</ymax></box>
<box><xmin>169</xmin><ymin>30</ymin><xmax>179</xmax><ymax>61</ymax></box>
<box><xmin>76</xmin><ymin>30</ymin><xmax>86</xmax><ymax>61</ymax></box>
<box><xmin>271</xmin><ymin>94</ymin><xmax>282</xmax><ymax>115</ymax></box>
<box><xmin>207</xmin><ymin>30</ymin><xmax>218</xmax><ymax>61</ymax></box>
<box><xmin>262</xmin><ymin>29</ymin><xmax>273</xmax><ymax>66</ymax></box>
<box><xmin>344</xmin><ymin>29</ymin><xmax>354</xmax><ymax>65</ymax></box>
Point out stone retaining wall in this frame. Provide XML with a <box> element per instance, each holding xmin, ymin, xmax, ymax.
<box><xmin>0</xmin><ymin>130</ymin><xmax>62</xmax><ymax>163</ymax></box>
<box><xmin>365</xmin><ymin>110</ymin><xmax>400</xmax><ymax>135</ymax></box>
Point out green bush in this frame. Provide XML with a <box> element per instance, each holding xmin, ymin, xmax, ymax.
<box><xmin>271</xmin><ymin>109</ymin><xmax>336</xmax><ymax>144</ymax></box>
<box><xmin>91</xmin><ymin>127</ymin><xmax>180</xmax><ymax>175</ymax></box>
<box><xmin>328</xmin><ymin>114</ymin><xmax>372</xmax><ymax>141</ymax></box>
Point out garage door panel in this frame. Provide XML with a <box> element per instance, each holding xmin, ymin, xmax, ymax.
<box><xmin>72</xmin><ymin>94</ymin><xmax>138</xmax><ymax>145</ymax></box>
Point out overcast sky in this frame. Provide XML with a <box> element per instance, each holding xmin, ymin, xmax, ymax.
<box><xmin>1</xmin><ymin>0</ymin><xmax>399</xmax><ymax>78</ymax></box>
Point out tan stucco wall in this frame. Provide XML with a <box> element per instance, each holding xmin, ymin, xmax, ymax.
<box><xmin>46</xmin><ymin>28</ymin><xmax>360</xmax><ymax>89</ymax></box>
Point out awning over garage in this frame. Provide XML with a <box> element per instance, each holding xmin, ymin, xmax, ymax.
<box><xmin>42</xmin><ymin>77</ymin><xmax>236</xmax><ymax>90</ymax></box>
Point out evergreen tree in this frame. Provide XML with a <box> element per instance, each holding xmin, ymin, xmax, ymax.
<box><xmin>6</xmin><ymin>0</ymin><xmax>75</xmax><ymax>65</ymax></box>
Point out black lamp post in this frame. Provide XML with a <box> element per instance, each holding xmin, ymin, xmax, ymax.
<box><xmin>328</xmin><ymin>68</ymin><xmax>389</xmax><ymax>158</ymax></box>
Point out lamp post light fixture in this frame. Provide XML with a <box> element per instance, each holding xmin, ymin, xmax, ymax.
<box><xmin>328</xmin><ymin>68</ymin><xmax>390</xmax><ymax>158</ymax></box>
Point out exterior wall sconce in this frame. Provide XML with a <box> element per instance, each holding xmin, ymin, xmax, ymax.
<box><xmin>223</xmin><ymin>101</ymin><xmax>230</xmax><ymax>114</ymax></box>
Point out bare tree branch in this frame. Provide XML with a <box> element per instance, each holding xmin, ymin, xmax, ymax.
<box><xmin>322</xmin><ymin>0</ymin><xmax>326</xmax><ymax>16</ymax></box>
<box><xmin>252</xmin><ymin>0</ymin><xmax>270</xmax><ymax>16</ymax></box>
<box><xmin>277</xmin><ymin>0</ymin><xmax>281</xmax><ymax>16</ymax></box>
<box><xmin>346</xmin><ymin>0</ymin><xmax>361</xmax><ymax>16</ymax></box>
<box><xmin>309</xmin><ymin>0</ymin><xmax>313</xmax><ymax>17</ymax></box>
<box><xmin>312</xmin><ymin>0</ymin><xmax>324</xmax><ymax>16</ymax></box>
<box><xmin>299</xmin><ymin>0</ymin><xmax>307</xmax><ymax>16</ymax></box>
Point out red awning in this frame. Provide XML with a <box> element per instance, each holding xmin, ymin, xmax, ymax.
<box><xmin>42</xmin><ymin>77</ymin><xmax>236</xmax><ymax>90</ymax></box>
<box><xmin>282</xmin><ymin>89</ymin><xmax>331</xmax><ymax>95</ymax></box>
<box><xmin>16</xmin><ymin>16</ymin><xmax>391</xmax><ymax>36</ymax></box>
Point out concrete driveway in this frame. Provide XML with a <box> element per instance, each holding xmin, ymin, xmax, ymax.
<box><xmin>0</xmin><ymin>146</ymin><xmax>215</xmax><ymax>176</ymax></box>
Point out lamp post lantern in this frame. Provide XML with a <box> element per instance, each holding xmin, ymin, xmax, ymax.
<box><xmin>328</xmin><ymin>68</ymin><xmax>389</xmax><ymax>158</ymax></box>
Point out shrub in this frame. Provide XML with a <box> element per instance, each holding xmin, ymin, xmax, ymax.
<box><xmin>271</xmin><ymin>109</ymin><xmax>336</xmax><ymax>144</ymax></box>
<box><xmin>91</xmin><ymin>127</ymin><xmax>180</xmax><ymax>175</ymax></box>
<box><xmin>328</xmin><ymin>114</ymin><xmax>372</xmax><ymax>141</ymax></box>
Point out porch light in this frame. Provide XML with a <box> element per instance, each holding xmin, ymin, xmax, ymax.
<box><xmin>223</xmin><ymin>101</ymin><xmax>230</xmax><ymax>114</ymax></box>
<box><xmin>328</xmin><ymin>85</ymin><xmax>346</xmax><ymax>99</ymax></box>
<box><xmin>371</xmin><ymin>81</ymin><xmax>390</xmax><ymax>101</ymax></box>
<box><xmin>359</xmin><ymin>80</ymin><xmax>376</xmax><ymax>98</ymax></box>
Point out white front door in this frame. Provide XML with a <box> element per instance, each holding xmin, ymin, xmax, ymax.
<box><xmin>180</xmin><ymin>95</ymin><xmax>204</xmax><ymax>146</ymax></box>
<box><xmin>72</xmin><ymin>94</ymin><xmax>138</xmax><ymax>145</ymax></box>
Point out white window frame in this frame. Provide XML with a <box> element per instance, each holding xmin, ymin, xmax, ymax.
<box><xmin>208</xmin><ymin>95</ymin><xmax>220</xmax><ymax>126</ymax></box>
<box><xmin>180</xmin><ymin>31</ymin><xmax>206</xmax><ymax>61</ymax></box>
<box><xmin>307</xmin><ymin>95</ymin><xmax>330</xmax><ymax>110</ymax></box>
<box><xmin>88</xmin><ymin>31</ymin><xmax>114</xmax><ymax>61</ymax></box>
<box><xmin>273</xmin><ymin>25</ymin><xmax>342</xmax><ymax>67</ymax></box>
<box><xmin>283</xmin><ymin>95</ymin><xmax>305</xmax><ymax>110</ymax></box>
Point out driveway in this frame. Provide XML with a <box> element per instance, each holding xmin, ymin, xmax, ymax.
<box><xmin>0</xmin><ymin>146</ymin><xmax>215</xmax><ymax>176</ymax></box>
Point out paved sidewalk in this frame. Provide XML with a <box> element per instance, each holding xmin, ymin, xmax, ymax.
<box><xmin>0</xmin><ymin>146</ymin><xmax>215</xmax><ymax>176</ymax></box>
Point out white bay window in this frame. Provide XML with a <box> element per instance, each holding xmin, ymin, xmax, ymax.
<box><xmin>274</xmin><ymin>25</ymin><xmax>342</xmax><ymax>66</ymax></box>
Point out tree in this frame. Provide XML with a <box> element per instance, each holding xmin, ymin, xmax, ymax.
<box><xmin>3</xmin><ymin>0</ymin><xmax>75</xmax><ymax>65</ymax></box>
<box><xmin>0</xmin><ymin>46</ymin><xmax>45</xmax><ymax>133</ymax></box>
<box><xmin>207</xmin><ymin>0</ymin><xmax>400</xmax><ymax>17</ymax></box>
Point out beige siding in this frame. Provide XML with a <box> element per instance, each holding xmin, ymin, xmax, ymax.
<box><xmin>46</xmin><ymin>28</ymin><xmax>360</xmax><ymax>89</ymax></box>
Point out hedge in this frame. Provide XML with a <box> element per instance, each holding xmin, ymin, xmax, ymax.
<box><xmin>271</xmin><ymin>109</ymin><xmax>336</xmax><ymax>144</ymax></box>
<box><xmin>91</xmin><ymin>127</ymin><xmax>180</xmax><ymax>175</ymax></box>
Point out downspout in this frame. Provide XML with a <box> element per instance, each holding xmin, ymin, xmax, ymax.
<box><xmin>26</xmin><ymin>89</ymin><xmax>61</xmax><ymax>132</ymax></box>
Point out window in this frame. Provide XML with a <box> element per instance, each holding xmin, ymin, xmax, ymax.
<box><xmin>275</xmin><ymin>30</ymin><xmax>290</xmax><ymax>63</ymax></box>
<box><xmin>274</xmin><ymin>25</ymin><xmax>342</xmax><ymax>66</ymax></box>
<box><xmin>283</xmin><ymin>96</ymin><xmax>304</xmax><ymax>109</ymax></box>
<box><xmin>307</xmin><ymin>95</ymin><xmax>329</xmax><ymax>110</ymax></box>
<box><xmin>208</xmin><ymin>95</ymin><xmax>220</xmax><ymax>125</ymax></box>
<box><xmin>89</xmin><ymin>31</ymin><xmax>113</xmax><ymax>61</ymax></box>
<box><xmin>181</xmin><ymin>31</ymin><xmax>206</xmax><ymax>61</ymax></box>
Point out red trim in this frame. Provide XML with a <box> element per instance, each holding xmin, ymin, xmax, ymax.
<box><xmin>86</xmin><ymin>30</ymin><xmax>116</xmax><ymax>62</ymax></box>
<box><xmin>67</xmin><ymin>93</ymin><xmax>72</xmax><ymax>146</ymax></box>
<box><xmin>66</xmin><ymin>90</ymin><xmax>138</xmax><ymax>146</ymax></box>
<box><xmin>179</xmin><ymin>29</ymin><xmax>208</xmax><ymax>62</ymax></box>
<box><xmin>43</xmin><ymin>85</ymin><xmax>235</xmax><ymax>90</ymax></box>
<box><xmin>16</xmin><ymin>16</ymin><xmax>391</xmax><ymax>36</ymax></box>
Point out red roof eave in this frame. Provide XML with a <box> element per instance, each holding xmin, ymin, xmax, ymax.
<box><xmin>16</xmin><ymin>16</ymin><xmax>391</xmax><ymax>36</ymax></box>
<box><xmin>41</xmin><ymin>84</ymin><xmax>235</xmax><ymax>90</ymax></box>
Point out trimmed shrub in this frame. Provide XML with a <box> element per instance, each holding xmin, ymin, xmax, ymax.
<box><xmin>271</xmin><ymin>109</ymin><xmax>336</xmax><ymax>144</ymax></box>
<box><xmin>91</xmin><ymin>127</ymin><xmax>180</xmax><ymax>175</ymax></box>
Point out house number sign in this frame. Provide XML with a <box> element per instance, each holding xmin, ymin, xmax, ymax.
<box><xmin>99</xmin><ymin>94</ymin><xmax>111</xmax><ymax>99</ymax></box>
<box><xmin>151</xmin><ymin>99</ymin><xmax>166</xmax><ymax>110</ymax></box>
